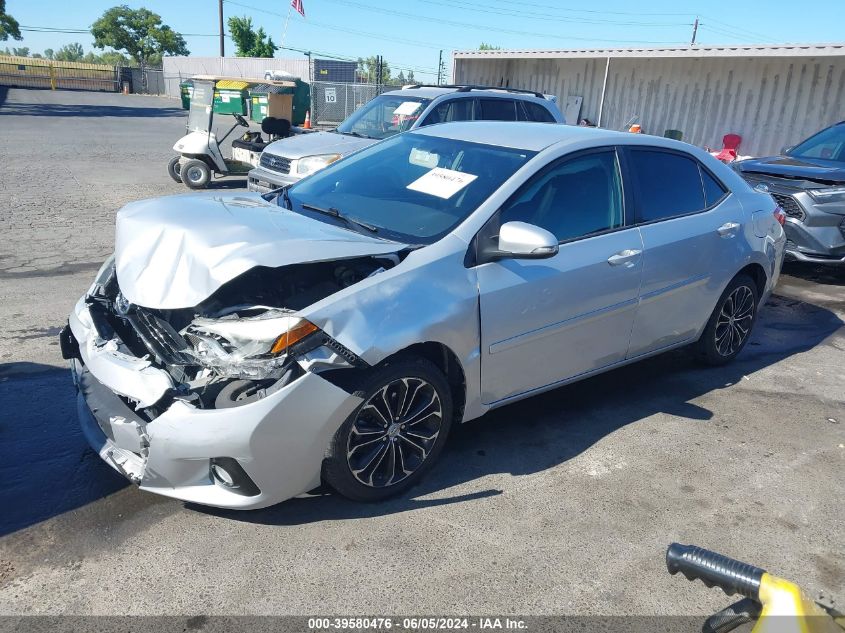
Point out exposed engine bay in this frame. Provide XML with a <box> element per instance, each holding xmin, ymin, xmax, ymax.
<box><xmin>84</xmin><ymin>255</ymin><xmax>399</xmax><ymax>415</ymax></box>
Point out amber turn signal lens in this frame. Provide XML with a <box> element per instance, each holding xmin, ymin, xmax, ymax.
<box><xmin>270</xmin><ymin>320</ymin><xmax>319</xmax><ymax>355</ymax></box>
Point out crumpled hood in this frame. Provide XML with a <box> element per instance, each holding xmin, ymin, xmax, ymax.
<box><xmin>115</xmin><ymin>192</ymin><xmax>403</xmax><ymax>309</ymax></box>
<box><xmin>262</xmin><ymin>130</ymin><xmax>376</xmax><ymax>160</ymax></box>
<box><xmin>736</xmin><ymin>155</ymin><xmax>845</xmax><ymax>183</ymax></box>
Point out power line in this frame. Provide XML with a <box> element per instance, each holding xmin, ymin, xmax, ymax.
<box><xmin>412</xmin><ymin>0</ymin><xmax>693</xmax><ymax>27</ymax></box>
<box><xmin>481</xmin><ymin>0</ymin><xmax>696</xmax><ymax>17</ymax></box>
<box><xmin>318</xmin><ymin>0</ymin><xmax>688</xmax><ymax>45</ymax></box>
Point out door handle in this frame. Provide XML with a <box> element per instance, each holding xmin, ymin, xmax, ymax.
<box><xmin>607</xmin><ymin>249</ymin><xmax>642</xmax><ymax>267</ymax></box>
<box><xmin>717</xmin><ymin>222</ymin><xmax>741</xmax><ymax>237</ymax></box>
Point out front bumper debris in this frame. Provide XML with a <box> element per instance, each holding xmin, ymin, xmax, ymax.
<box><xmin>67</xmin><ymin>296</ymin><xmax>362</xmax><ymax>509</ymax></box>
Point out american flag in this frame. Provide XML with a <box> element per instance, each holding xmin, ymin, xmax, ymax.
<box><xmin>291</xmin><ymin>0</ymin><xmax>305</xmax><ymax>17</ymax></box>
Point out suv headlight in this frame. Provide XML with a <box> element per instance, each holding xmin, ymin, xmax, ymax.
<box><xmin>297</xmin><ymin>153</ymin><xmax>341</xmax><ymax>176</ymax></box>
<box><xmin>182</xmin><ymin>309</ymin><xmax>320</xmax><ymax>380</ymax></box>
<box><xmin>808</xmin><ymin>186</ymin><xmax>845</xmax><ymax>203</ymax></box>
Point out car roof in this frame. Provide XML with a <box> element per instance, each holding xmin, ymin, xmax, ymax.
<box><xmin>382</xmin><ymin>86</ymin><xmax>549</xmax><ymax>101</ymax></box>
<box><xmin>410</xmin><ymin>121</ymin><xmax>633</xmax><ymax>151</ymax></box>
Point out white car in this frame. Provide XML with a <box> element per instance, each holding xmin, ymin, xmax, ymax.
<box><xmin>62</xmin><ymin>122</ymin><xmax>785</xmax><ymax>509</ymax></box>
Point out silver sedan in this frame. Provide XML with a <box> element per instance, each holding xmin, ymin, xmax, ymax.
<box><xmin>63</xmin><ymin>122</ymin><xmax>786</xmax><ymax>508</ymax></box>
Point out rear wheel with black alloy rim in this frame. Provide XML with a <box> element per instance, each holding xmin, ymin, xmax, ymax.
<box><xmin>323</xmin><ymin>357</ymin><xmax>453</xmax><ymax>502</ymax></box>
<box><xmin>696</xmin><ymin>274</ymin><xmax>759</xmax><ymax>366</ymax></box>
<box><xmin>181</xmin><ymin>159</ymin><xmax>211</xmax><ymax>189</ymax></box>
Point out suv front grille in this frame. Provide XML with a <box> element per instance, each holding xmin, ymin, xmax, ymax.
<box><xmin>260</xmin><ymin>153</ymin><xmax>291</xmax><ymax>174</ymax></box>
<box><xmin>771</xmin><ymin>193</ymin><xmax>805</xmax><ymax>221</ymax></box>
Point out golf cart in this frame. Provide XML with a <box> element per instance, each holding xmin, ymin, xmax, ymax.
<box><xmin>168</xmin><ymin>79</ymin><xmax>290</xmax><ymax>189</ymax></box>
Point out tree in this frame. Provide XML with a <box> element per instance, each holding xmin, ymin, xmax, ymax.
<box><xmin>43</xmin><ymin>48</ymin><xmax>54</xmax><ymax>60</ymax></box>
<box><xmin>357</xmin><ymin>56</ymin><xmax>391</xmax><ymax>84</ymax></box>
<box><xmin>478</xmin><ymin>42</ymin><xmax>501</xmax><ymax>50</ymax></box>
<box><xmin>11</xmin><ymin>46</ymin><xmax>28</xmax><ymax>56</ymax></box>
<box><xmin>54</xmin><ymin>43</ymin><xmax>84</xmax><ymax>62</ymax></box>
<box><xmin>0</xmin><ymin>0</ymin><xmax>21</xmax><ymax>41</ymax></box>
<box><xmin>228</xmin><ymin>16</ymin><xmax>277</xmax><ymax>58</ymax></box>
<box><xmin>91</xmin><ymin>5</ymin><xmax>188</xmax><ymax>70</ymax></box>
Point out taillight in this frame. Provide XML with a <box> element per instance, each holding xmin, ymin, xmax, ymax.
<box><xmin>773</xmin><ymin>206</ymin><xmax>786</xmax><ymax>226</ymax></box>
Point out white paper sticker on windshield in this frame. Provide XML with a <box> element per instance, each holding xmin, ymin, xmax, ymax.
<box><xmin>393</xmin><ymin>101</ymin><xmax>423</xmax><ymax>116</ymax></box>
<box><xmin>407</xmin><ymin>167</ymin><xmax>478</xmax><ymax>199</ymax></box>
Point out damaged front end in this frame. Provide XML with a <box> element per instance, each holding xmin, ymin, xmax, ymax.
<box><xmin>64</xmin><ymin>253</ymin><xmax>399</xmax><ymax>508</ymax></box>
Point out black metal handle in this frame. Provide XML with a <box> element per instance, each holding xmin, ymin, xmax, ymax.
<box><xmin>666</xmin><ymin>543</ymin><xmax>766</xmax><ymax>600</ymax></box>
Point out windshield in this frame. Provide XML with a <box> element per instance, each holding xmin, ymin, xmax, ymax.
<box><xmin>286</xmin><ymin>132</ymin><xmax>536</xmax><ymax>244</ymax></box>
<box><xmin>335</xmin><ymin>94</ymin><xmax>431</xmax><ymax>140</ymax></box>
<box><xmin>187</xmin><ymin>81</ymin><xmax>214</xmax><ymax>133</ymax></box>
<box><xmin>788</xmin><ymin>124</ymin><xmax>845</xmax><ymax>163</ymax></box>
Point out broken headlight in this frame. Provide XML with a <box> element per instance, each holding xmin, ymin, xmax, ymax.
<box><xmin>182</xmin><ymin>308</ymin><xmax>320</xmax><ymax>380</ymax></box>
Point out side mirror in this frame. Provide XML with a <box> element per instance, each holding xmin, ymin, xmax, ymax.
<box><xmin>495</xmin><ymin>221</ymin><xmax>559</xmax><ymax>259</ymax></box>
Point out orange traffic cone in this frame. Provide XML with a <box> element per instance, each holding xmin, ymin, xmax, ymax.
<box><xmin>303</xmin><ymin>110</ymin><xmax>311</xmax><ymax>129</ymax></box>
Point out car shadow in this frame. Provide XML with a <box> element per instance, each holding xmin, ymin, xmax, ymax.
<box><xmin>781</xmin><ymin>261</ymin><xmax>845</xmax><ymax>287</ymax></box>
<box><xmin>0</xmin><ymin>362</ymin><xmax>128</xmax><ymax>536</ymax></box>
<box><xmin>0</xmin><ymin>100</ymin><xmax>185</xmax><ymax>118</ymax></box>
<box><xmin>191</xmin><ymin>293</ymin><xmax>843</xmax><ymax>526</ymax></box>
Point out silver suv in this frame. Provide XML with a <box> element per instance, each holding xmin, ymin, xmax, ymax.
<box><xmin>247</xmin><ymin>84</ymin><xmax>564</xmax><ymax>192</ymax></box>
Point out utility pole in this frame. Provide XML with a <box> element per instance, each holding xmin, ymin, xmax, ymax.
<box><xmin>437</xmin><ymin>50</ymin><xmax>443</xmax><ymax>85</ymax></box>
<box><xmin>690</xmin><ymin>16</ymin><xmax>699</xmax><ymax>47</ymax></box>
<box><xmin>218</xmin><ymin>0</ymin><xmax>225</xmax><ymax>57</ymax></box>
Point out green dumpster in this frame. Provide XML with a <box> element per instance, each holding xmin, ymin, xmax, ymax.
<box><xmin>248</xmin><ymin>84</ymin><xmax>281</xmax><ymax>123</ymax></box>
<box><xmin>213</xmin><ymin>80</ymin><xmax>250</xmax><ymax>115</ymax></box>
<box><xmin>179</xmin><ymin>80</ymin><xmax>193</xmax><ymax>110</ymax></box>
<box><xmin>291</xmin><ymin>79</ymin><xmax>311</xmax><ymax>126</ymax></box>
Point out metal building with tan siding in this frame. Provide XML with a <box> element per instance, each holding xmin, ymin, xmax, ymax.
<box><xmin>452</xmin><ymin>44</ymin><xmax>845</xmax><ymax>157</ymax></box>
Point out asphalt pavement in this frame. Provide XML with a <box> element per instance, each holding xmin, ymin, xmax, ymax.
<box><xmin>0</xmin><ymin>87</ymin><xmax>842</xmax><ymax>617</ymax></box>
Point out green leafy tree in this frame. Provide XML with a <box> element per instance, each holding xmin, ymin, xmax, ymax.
<box><xmin>11</xmin><ymin>46</ymin><xmax>28</xmax><ymax>56</ymax></box>
<box><xmin>0</xmin><ymin>0</ymin><xmax>21</xmax><ymax>41</ymax></box>
<box><xmin>91</xmin><ymin>5</ymin><xmax>188</xmax><ymax>70</ymax></box>
<box><xmin>357</xmin><ymin>56</ymin><xmax>391</xmax><ymax>84</ymax></box>
<box><xmin>43</xmin><ymin>48</ymin><xmax>54</xmax><ymax>59</ymax></box>
<box><xmin>54</xmin><ymin>42</ymin><xmax>84</xmax><ymax>62</ymax></box>
<box><xmin>227</xmin><ymin>16</ymin><xmax>276</xmax><ymax>58</ymax></box>
<box><xmin>478</xmin><ymin>42</ymin><xmax>501</xmax><ymax>50</ymax></box>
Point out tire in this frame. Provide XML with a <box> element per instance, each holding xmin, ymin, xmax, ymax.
<box><xmin>167</xmin><ymin>156</ymin><xmax>183</xmax><ymax>183</ymax></box>
<box><xmin>181</xmin><ymin>159</ymin><xmax>211</xmax><ymax>189</ymax></box>
<box><xmin>695</xmin><ymin>274</ymin><xmax>759</xmax><ymax>366</ymax></box>
<box><xmin>322</xmin><ymin>357</ymin><xmax>454</xmax><ymax>502</ymax></box>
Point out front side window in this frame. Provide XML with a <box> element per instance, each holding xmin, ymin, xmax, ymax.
<box><xmin>335</xmin><ymin>94</ymin><xmax>431</xmax><ymax>140</ymax></box>
<box><xmin>421</xmin><ymin>98</ymin><xmax>475</xmax><ymax>126</ymax></box>
<box><xmin>478</xmin><ymin>98</ymin><xmax>517</xmax><ymax>121</ymax></box>
<box><xmin>499</xmin><ymin>150</ymin><xmax>624</xmax><ymax>242</ymax></box>
<box><xmin>629</xmin><ymin>150</ymin><xmax>707</xmax><ymax>222</ymax></box>
<box><xmin>788</xmin><ymin>124</ymin><xmax>845</xmax><ymax>162</ymax></box>
<box><xmin>287</xmin><ymin>132</ymin><xmax>536</xmax><ymax>244</ymax></box>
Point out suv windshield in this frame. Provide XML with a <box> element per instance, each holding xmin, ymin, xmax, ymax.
<box><xmin>286</xmin><ymin>132</ymin><xmax>536</xmax><ymax>244</ymax></box>
<box><xmin>788</xmin><ymin>124</ymin><xmax>845</xmax><ymax>163</ymax></box>
<box><xmin>335</xmin><ymin>94</ymin><xmax>431</xmax><ymax>140</ymax></box>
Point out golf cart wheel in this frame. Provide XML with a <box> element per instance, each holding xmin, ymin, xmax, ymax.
<box><xmin>167</xmin><ymin>156</ymin><xmax>183</xmax><ymax>183</ymax></box>
<box><xmin>695</xmin><ymin>274</ymin><xmax>759</xmax><ymax>366</ymax></box>
<box><xmin>182</xmin><ymin>159</ymin><xmax>211</xmax><ymax>189</ymax></box>
<box><xmin>322</xmin><ymin>357</ymin><xmax>453</xmax><ymax>502</ymax></box>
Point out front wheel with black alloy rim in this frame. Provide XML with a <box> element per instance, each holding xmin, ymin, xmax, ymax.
<box><xmin>181</xmin><ymin>159</ymin><xmax>211</xmax><ymax>189</ymax></box>
<box><xmin>322</xmin><ymin>357</ymin><xmax>453</xmax><ymax>502</ymax></box>
<box><xmin>167</xmin><ymin>155</ymin><xmax>183</xmax><ymax>183</ymax></box>
<box><xmin>696</xmin><ymin>274</ymin><xmax>759</xmax><ymax>366</ymax></box>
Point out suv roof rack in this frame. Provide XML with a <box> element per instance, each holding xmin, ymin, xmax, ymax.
<box><xmin>403</xmin><ymin>84</ymin><xmax>546</xmax><ymax>99</ymax></box>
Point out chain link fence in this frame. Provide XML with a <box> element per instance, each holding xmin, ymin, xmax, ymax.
<box><xmin>310</xmin><ymin>81</ymin><xmax>390</xmax><ymax>126</ymax></box>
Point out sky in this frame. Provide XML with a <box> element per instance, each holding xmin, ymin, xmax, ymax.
<box><xmin>7</xmin><ymin>0</ymin><xmax>845</xmax><ymax>82</ymax></box>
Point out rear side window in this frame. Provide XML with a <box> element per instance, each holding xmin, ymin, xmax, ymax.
<box><xmin>478</xmin><ymin>98</ymin><xmax>517</xmax><ymax>121</ymax></box>
<box><xmin>421</xmin><ymin>98</ymin><xmax>474</xmax><ymax>126</ymax></box>
<box><xmin>519</xmin><ymin>101</ymin><xmax>556</xmax><ymax>123</ymax></box>
<box><xmin>629</xmin><ymin>150</ymin><xmax>707</xmax><ymax>222</ymax></box>
<box><xmin>701</xmin><ymin>168</ymin><xmax>727</xmax><ymax>207</ymax></box>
